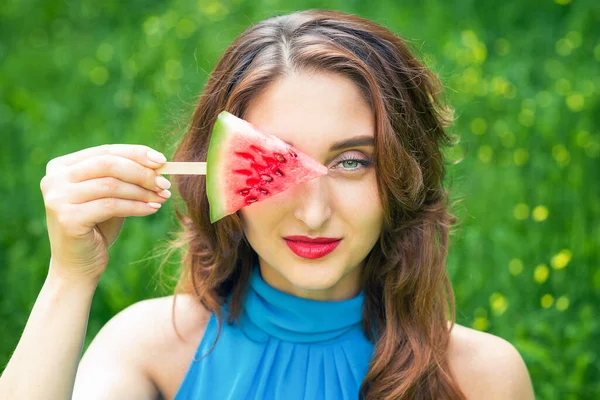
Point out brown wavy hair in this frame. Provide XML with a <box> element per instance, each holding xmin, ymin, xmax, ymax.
<box><xmin>166</xmin><ymin>9</ymin><xmax>466</xmax><ymax>400</ymax></box>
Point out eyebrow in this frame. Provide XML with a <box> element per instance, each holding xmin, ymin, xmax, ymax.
<box><xmin>285</xmin><ymin>136</ymin><xmax>375</xmax><ymax>152</ymax></box>
<box><xmin>329</xmin><ymin>136</ymin><xmax>375</xmax><ymax>151</ymax></box>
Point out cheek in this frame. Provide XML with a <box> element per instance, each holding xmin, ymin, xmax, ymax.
<box><xmin>332</xmin><ymin>176</ymin><xmax>382</xmax><ymax>224</ymax></box>
<box><xmin>240</xmin><ymin>196</ymin><xmax>287</xmax><ymax>233</ymax></box>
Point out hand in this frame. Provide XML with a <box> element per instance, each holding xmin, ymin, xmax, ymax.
<box><xmin>40</xmin><ymin>144</ymin><xmax>171</xmax><ymax>285</ymax></box>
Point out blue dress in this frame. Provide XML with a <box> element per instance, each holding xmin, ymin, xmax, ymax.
<box><xmin>174</xmin><ymin>264</ymin><xmax>375</xmax><ymax>399</ymax></box>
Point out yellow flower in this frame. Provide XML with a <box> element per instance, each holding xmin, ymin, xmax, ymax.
<box><xmin>532</xmin><ymin>206</ymin><xmax>549</xmax><ymax>222</ymax></box>
<box><xmin>472</xmin><ymin>43</ymin><xmax>487</xmax><ymax>64</ymax></box>
<box><xmin>513</xmin><ymin>149</ymin><xmax>529</xmax><ymax>166</ymax></box>
<box><xmin>478</xmin><ymin>146</ymin><xmax>493</xmax><ymax>163</ymax></box>
<box><xmin>89</xmin><ymin>66</ymin><xmax>109</xmax><ymax>86</ymax></box>
<box><xmin>473</xmin><ymin>316</ymin><xmax>489</xmax><ymax>331</ymax></box>
<box><xmin>176</xmin><ymin>18</ymin><xmax>197</xmax><ymax>39</ymax></box>
<box><xmin>461</xmin><ymin>30</ymin><xmax>479</xmax><ymax>47</ymax></box>
<box><xmin>551</xmin><ymin>249</ymin><xmax>572</xmax><ymax>269</ymax></box>
<box><xmin>575</xmin><ymin>131</ymin><xmax>590</xmax><ymax>148</ymax></box>
<box><xmin>489</xmin><ymin>292</ymin><xmax>508</xmax><ymax>315</ymax></box>
<box><xmin>556</xmin><ymin>296</ymin><xmax>570</xmax><ymax>311</ymax></box>
<box><xmin>518</xmin><ymin>108</ymin><xmax>535</xmax><ymax>127</ymax></box>
<box><xmin>491</xmin><ymin>76</ymin><xmax>510</xmax><ymax>94</ymax></box>
<box><xmin>471</xmin><ymin>118</ymin><xmax>487</xmax><ymax>135</ymax></box>
<box><xmin>509</xmin><ymin>259</ymin><xmax>524</xmax><ymax>276</ymax></box>
<box><xmin>554</xmin><ymin>78</ymin><xmax>572</xmax><ymax>95</ymax></box>
<box><xmin>541</xmin><ymin>294</ymin><xmax>554</xmax><ymax>308</ymax></box>
<box><xmin>513</xmin><ymin>203</ymin><xmax>529</xmax><ymax>220</ymax></box>
<box><xmin>555</xmin><ymin>38</ymin><xmax>572</xmax><ymax>56</ymax></box>
<box><xmin>552</xmin><ymin>144</ymin><xmax>571</xmax><ymax>167</ymax></box>
<box><xmin>566</xmin><ymin>93</ymin><xmax>585</xmax><ymax>112</ymax></box>
<box><xmin>534</xmin><ymin>264</ymin><xmax>549</xmax><ymax>284</ymax></box>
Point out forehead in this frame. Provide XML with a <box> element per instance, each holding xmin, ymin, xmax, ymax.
<box><xmin>243</xmin><ymin>71</ymin><xmax>375</xmax><ymax>154</ymax></box>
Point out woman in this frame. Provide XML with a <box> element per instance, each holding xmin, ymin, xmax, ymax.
<box><xmin>0</xmin><ymin>9</ymin><xmax>535</xmax><ymax>400</ymax></box>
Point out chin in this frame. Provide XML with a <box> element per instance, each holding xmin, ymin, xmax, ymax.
<box><xmin>284</xmin><ymin>261</ymin><xmax>344</xmax><ymax>291</ymax></box>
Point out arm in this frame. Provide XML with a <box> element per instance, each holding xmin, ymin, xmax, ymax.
<box><xmin>1</xmin><ymin>144</ymin><xmax>170</xmax><ymax>399</ymax></box>
<box><xmin>0</xmin><ymin>265</ymin><xmax>161</xmax><ymax>400</ymax></box>
<box><xmin>0</xmin><ymin>266</ymin><xmax>97</xmax><ymax>399</ymax></box>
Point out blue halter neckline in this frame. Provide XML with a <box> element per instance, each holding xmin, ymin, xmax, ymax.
<box><xmin>235</xmin><ymin>263</ymin><xmax>365</xmax><ymax>344</ymax></box>
<box><xmin>174</xmin><ymin>260</ymin><xmax>375</xmax><ymax>399</ymax></box>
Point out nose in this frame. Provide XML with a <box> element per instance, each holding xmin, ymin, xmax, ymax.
<box><xmin>292</xmin><ymin>175</ymin><xmax>332</xmax><ymax>231</ymax></box>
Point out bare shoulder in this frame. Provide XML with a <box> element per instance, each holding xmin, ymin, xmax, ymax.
<box><xmin>119</xmin><ymin>293</ymin><xmax>212</xmax><ymax>347</ymax></box>
<box><xmin>136</xmin><ymin>294</ymin><xmax>212</xmax><ymax>399</ymax></box>
<box><xmin>92</xmin><ymin>293</ymin><xmax>211</xmax><ymax>355</ymax></box>
<box><xmin>120</xmin><ymin>294</ymin><xmax>212</xmax><ymax>386</ymax></box>
<box><xmin>447</xmin><ymin>323</ymin><xmax>535</xmax><ymax>400</ymax></box>
<box><xmin>75</xmin><ymin>293</ymin><xmax>211</xmax><ymax>400</ymax></box>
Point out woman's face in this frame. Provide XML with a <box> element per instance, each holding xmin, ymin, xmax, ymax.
<box><xmin>240</xmin><ymin>71</ymin><xmax>383</xmax><ymax>301</ymax></box>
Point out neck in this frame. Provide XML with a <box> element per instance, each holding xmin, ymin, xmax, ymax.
<box><xmin>258</xmin><ymin>259</ymin><xmax>363</xmax><ymax>301</ymax></box>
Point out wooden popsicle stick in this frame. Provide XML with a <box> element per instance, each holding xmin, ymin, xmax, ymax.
<box><xmin>156</xmin><ymin>162</ymin><xmax>207</xmax><ymax>175</ymax></box>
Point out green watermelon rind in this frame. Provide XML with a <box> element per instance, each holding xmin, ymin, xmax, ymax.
<box><xmin>206</xmin><ymin>111</ymin><xmax>231</xmax><ymax>223</ymax></box>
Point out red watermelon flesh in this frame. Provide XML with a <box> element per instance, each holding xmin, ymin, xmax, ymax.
<box><xmin>206</xmin><ymin>111</ymin><xmax>328</xmax><ymax>223</ymax></box>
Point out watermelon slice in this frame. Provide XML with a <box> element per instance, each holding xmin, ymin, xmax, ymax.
<box><xmin>206</xmin><ymin>111</ymin><xmax>328</xmax><ymax>223</ymax></box>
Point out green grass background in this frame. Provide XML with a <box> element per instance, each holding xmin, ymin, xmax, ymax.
<box><xmin>1</xmin><ymin>0</ymin><xmax>598</xmax><ymax>398</ymax></box>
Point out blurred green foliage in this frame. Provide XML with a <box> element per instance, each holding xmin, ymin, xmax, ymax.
<box><xmin>1</xmin><ymin>0</ymin><xmax>598</xmax><ymax>398</ymax></box>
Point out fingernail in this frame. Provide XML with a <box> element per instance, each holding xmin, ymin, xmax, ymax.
<box><xmin>147</xmin><ymin>150</ymin><xmax>166</xmax><ymax>164</ymax></box>
<box><xmin>148</xmin><ymin>202</ymin><xmax>162</xmax><ymax>209</ymax></box>
<box><xmin>158</xmin><ymin>189</ymin><xmax>171</xmax><ymax>199</ymax></box>
<box><xmin>156</xmin><ymin>176</ymin><xmax>171</xmax><ymax>190</ymax></box>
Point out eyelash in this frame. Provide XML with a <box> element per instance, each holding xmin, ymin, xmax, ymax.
<box><xmin>333</xmin><ymin>155</ymin><xmax>372</xmax><ymax>172</ymax></box>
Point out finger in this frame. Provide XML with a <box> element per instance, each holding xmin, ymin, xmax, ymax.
<box><xmin>67</xmin><ymin>155</ymin><xmax>170</xmax><ymax>192</ymax></box>
<box><xmin>52</xmin><ymin>144</ymin><xmax>167</xmax><ymax>170</ymax></box>
<box><xmin>77</xmin><ymin>198</ymin><xmax>162</xmax><ymax>228</ymax></box>
<box><xmin>68</xmin><ymin>178</ymin><xmax>171</xmax><ymax>205</ymax></box>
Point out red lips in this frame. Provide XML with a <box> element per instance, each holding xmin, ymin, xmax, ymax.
<box><xmin>283</xmin><ymin>236</ymin><xmax>342</xmax><ymax>259</ymax></box>
<box><xmin>283</xmin><ymin>235</ymin><xmax>341</xmax><ymax>243</ymax></box>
